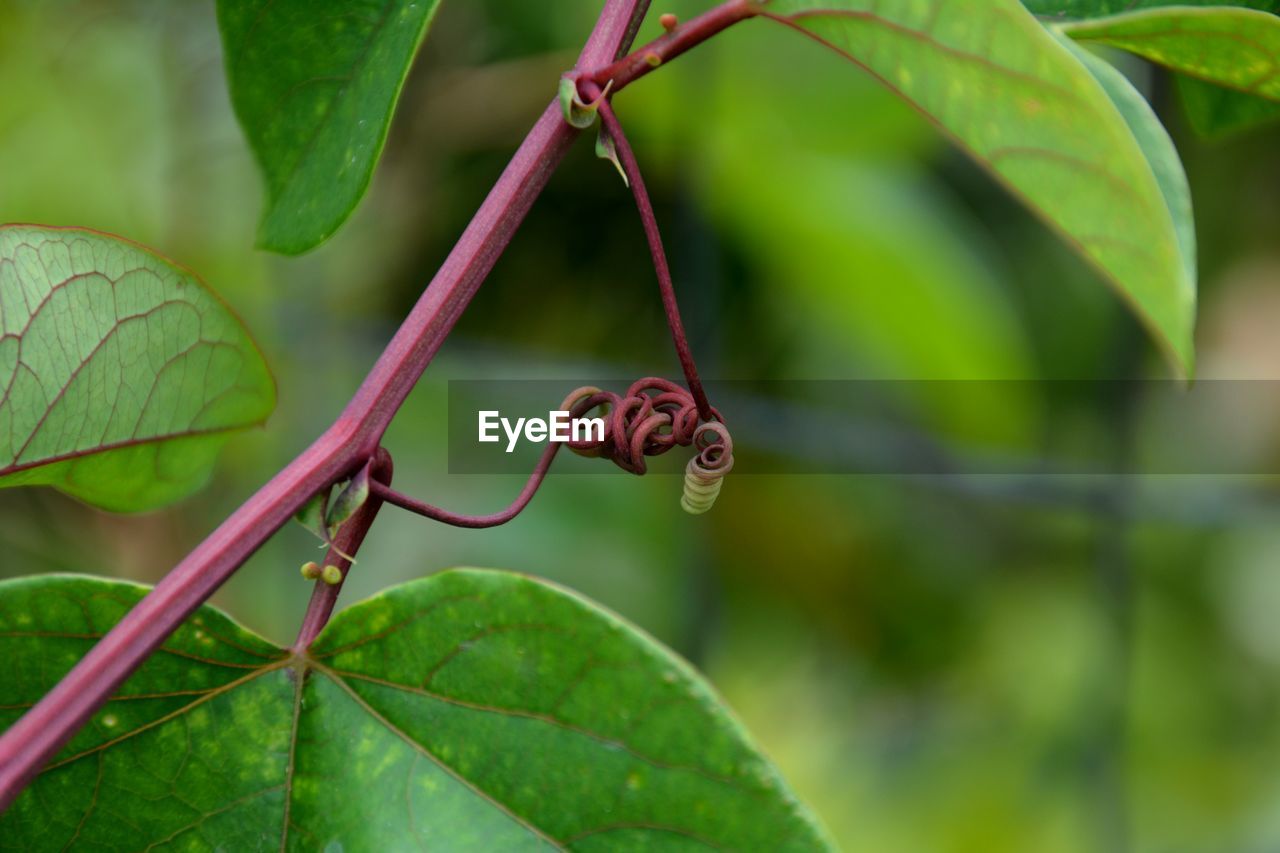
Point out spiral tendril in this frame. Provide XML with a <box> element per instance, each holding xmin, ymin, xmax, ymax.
<box><xmin>373</xmin><ymin>377</ymin><xmax>733</xmax><ymax>529</ymax></box>
<box><xmin>681</xmin><ymin>422</ymin><xmax>734</xmax><ymax>514</ymax></box>
<box><xmin>559</xmin><ymin>377</ymin><xmax>733</xmax><ymax>513</ymax></box>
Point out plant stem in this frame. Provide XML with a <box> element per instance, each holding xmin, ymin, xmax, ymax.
<box><xmin>0</xmin><ymin>0</ymin><xmax>650</xmax><ymax>810</ymax></box>
<box><xmin>588</xmin><ymin>0</ymin><xmax>759</xmax><ymax>94</ymax></box>
<box><xmin>614</xmin><ymin>0</ymin><xmax>654</xmax><ymax>61</ymax></box>
<box><xmin>292</xmin><ymin>449</ymin><xmax>394</xmax><ymax>652</ymax></box>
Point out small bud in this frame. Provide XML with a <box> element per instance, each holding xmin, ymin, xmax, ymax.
<box><xmin>644</xmin><ymin>52</ymin><xmax>662</xmax><ymax>68</ymax></box>
<box><xmin>326</xmin><ymin>463</ymin><xmax>371</xmax><ymax>534</ymax></box>
<box><xmin>595</xmin><ymin>129</ymin><xmax>629</xmax><ymax>187</ymax></box>
<box><xmin>300</xmin><ymin>561</ymin><xmax>322</xmax><ymax>581</ymax></box>
<box><xmin>295</xmin><ymin>490</ymin><xmax>330</xmax><ymax>540</ymax></box>
<box><xmin>558</xmin><ymin>76</ymin><xmax>612</xmax><ymax>129</ymax></box>
<box><xmin>660</xmin><ymin>13</ymin><xmax>678</xmax><ymax>32</ymax></box>
<box><xmin>321</xmin><ymin>564</ymin><xmax>344</xmax><ymax>585</ymax></box>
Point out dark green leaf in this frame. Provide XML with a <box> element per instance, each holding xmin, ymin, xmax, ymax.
<box><xmin>0</xmin><ymin>226</ymin><xmax>275</xmax><ymax>512</ymax></box>
<box><xmin>217</xmin><ymin>0</ymin><xmax>442</xmax><ymax>254</ymax></box>
<box><xmin>0</xmin><ymin>572</ymin><xmax>832</xmax><ymax>850</ymax></box>
<box><xmin>762</xmin><ymin>0</ymin><xmax>1198</xmax><ymax>374</ymax></box>
<box><xmin>1176</xmin><ymin>74</ymin><xmax>1280</xmax><ymax>136</ymax></box>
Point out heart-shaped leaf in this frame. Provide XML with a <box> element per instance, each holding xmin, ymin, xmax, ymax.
<box><xmin>0</xmin><ymin>571</ymin><xmax>832</xmax><ymax>850</ymax></box>
<box><xmin>761</xmin><ymin>0</ymin><xmax>1197</xmax><ymax>375</ymax></box>
<box><xmin>0</xmin><ymin>226</ymin><xmax>275</xmax><ymax>512</ymax></box>
<box><xmin>217</xmin><ymin>0</ymin><xmax>442</xmax><ymax>254</ymax></box>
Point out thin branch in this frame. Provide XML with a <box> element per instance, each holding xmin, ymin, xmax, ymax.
<box><xmin>588</xmin><ymin>0</ymin><xmax>759</xmax><ymax>94</ymax></box>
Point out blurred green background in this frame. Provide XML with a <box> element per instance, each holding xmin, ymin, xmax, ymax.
<box><xmin>4</xmin><ymin>1</ymin><xmax>1280</xmax><ymax>850</ymax></box>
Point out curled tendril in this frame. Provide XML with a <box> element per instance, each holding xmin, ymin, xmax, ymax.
<box><xmin>559</xmin><ymin>378</ymin><xmax>733</xmax><ymax>513</ymax></box>
<box><xmin>682</xmin><ymin>422</ymin><xmax>734</xmax><ymax>514</ymax></box>
<box><xmin>558</xmin><ymin>377</ymin><xmax>727</xmax><ymax>476</ymax></box>
<box><xmin>373</xmin><ymin>377</ymin><xmax>733</xmax><ymax>528</ymax></box>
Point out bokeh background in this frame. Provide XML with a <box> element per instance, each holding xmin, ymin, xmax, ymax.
<box><xmin>4</xmin><ymin>1</ymin><xmax>1280</xmax><ymax>850</ymax></box>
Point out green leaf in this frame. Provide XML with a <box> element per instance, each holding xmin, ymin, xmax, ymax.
<box><xmin>1176</xmin><ymin>74</ymin><xmax>1280</xmax><ymax>137</ymax></box>
<box><xmin>1056</xmin><ymin>8</ymin><xmax>1280</xmax><ymax>106</ymax></box>
<box><xmin>1026</xmin><ymin>3</ymin><xmax>1280</xmax><ymax>135</ymax></box>
<box><xmin>0</xmin><ymin>571</ymin><xmax>832</xmax><ymax>850</ymax></box>
<box><xmin>1058</xmin><ymin>38</ymin><xmax>1196</xmax><ymax>294</ymax></box>
<box><xmin>1024</xmin><ymin>0</ymin><xmax>1280</xmax><ymax>16</ymax></box>
<box><xmin>762</xmin><ymin>0</ymin><xmax>1198</xmax><ymax>375</ymax></box>
<box><xmin>216</xmin><ymin>0</ymin><xmax>442</xmax><ymax>255</ymax></box>
<box><xmin>0</xmin><ymin>226</ymin><xmax>275</xmax><ymax>512</ymax></box>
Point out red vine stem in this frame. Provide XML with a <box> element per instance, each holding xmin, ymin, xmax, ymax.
<box><xmin>590</xmin><ymin>90</ymin><xmax>712</xmax><ymax>420</ymax></box>
<box><xmin>588</xmin><ymin>0</ymin><xmax>759</xmax><ymax>94</ymax></box>
<box><xmin>614</xmin><ymin>0</ymin><xmax>654</xmax><ymax>61</ymax></box>
<box><xmin>0</xmin><ymin>0</ymin><xmax>640</xmax><ymax>808</ymax></box>
<box><xmin>0</xmin><ymin>0</ymin><xmax>757</xmax><ymax>810</ymax></box>
<box><xmin>291</xmin><ymin>449</ymin><xmax>394</xmax><ymax>651</ymax></box>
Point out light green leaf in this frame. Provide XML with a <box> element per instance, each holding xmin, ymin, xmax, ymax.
<box><xmin>762</xmin><ymin>0</ymin><xmax>1197</xmax><ymax>375</ymax></box>
<box><xmin>0</xmin><ymin>226</ymin><xmax>275</xmax><ymax>512</ymax></box>
<box><xmin>1058</xmin><ymin>38</ymin><xmax>1196</xmax><ymax>291</ymax></box>
<box><xmin>0</xmin><ymin>571</ymin><xmax>832</xmax><ymax>850</ymax></box>
<box><xmin>1057</xmin><ymin>7</ymin><xmax>1280</xmax><ymax>105</ymax></box>
<box><xmin>1025</xmin><ymin>3</ymin><xmax>1280</xmax><ymax>135</ymax></box>
<box><xmin>217</xmin><ymin>0</ymin><xmax>442</xmax><ymax>255</ymax></box>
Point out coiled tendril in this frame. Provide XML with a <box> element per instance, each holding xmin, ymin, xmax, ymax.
<box><xmin>560</xmin><ymin>377</ymin><xmax>733</xmax><ymax>512</ymax></box>
<box><xmin>681</xmin><ymin>422</ymin><xmax>734</xmax><ymax>514</ymax></box>
<box><xmin>369</xmin><ymin>376</ymin><xmax>733</xmax><ymax>527</ymax></box>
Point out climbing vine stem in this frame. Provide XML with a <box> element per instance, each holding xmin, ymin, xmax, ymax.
<box><xmin>0</xmin><ymin>0</ymin><xmax>760</xmax><ymax>811</ymax></box>
<box><xmin>292</xmin><ymin>448</ymin><xmax>394</xmax><ymax>652</ymax></box>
